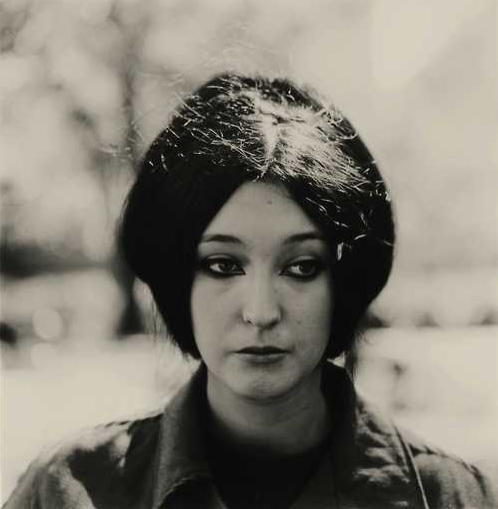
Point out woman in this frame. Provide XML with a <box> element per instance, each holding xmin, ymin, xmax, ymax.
<box><xmin>4</xmin><ymin>74</ymin><xmax>497</xmax><ymax>509</ymax></box>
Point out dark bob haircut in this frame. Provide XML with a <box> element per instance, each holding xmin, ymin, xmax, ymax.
<box><xmin>119</xmin><ymin>73</ymin><xmax>395</xmax><ymax>359</ymax></box>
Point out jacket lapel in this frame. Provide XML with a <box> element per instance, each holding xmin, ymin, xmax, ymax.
<box><xmin>150</xmin><ymin>362</ymin><xmax>423</xmax><ymax>509</ymax></box>
<box><xmin>151</xmin><ymin>366</ymin><xmax>211</xmax><ymax>509</ymax></box>
<box><xmin>323</xmin><ymin>362</ymin><xmax>422</xmax><ymax>508</ymax></box>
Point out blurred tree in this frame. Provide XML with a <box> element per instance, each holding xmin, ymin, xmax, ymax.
<box><xmin>1</xmin><ymin>0</ymin><xmax>146</xmax><ymax>334</ymax></box>
<box><xmin>0</xmin><ymin>0</ymin><xmax>305</xmax><ymax>337</ymax></box>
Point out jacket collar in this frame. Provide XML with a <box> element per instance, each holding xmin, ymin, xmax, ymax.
<box><xmin>151</xmin><ymin>365</ymin><xmax>211</xmax><ymax>509</ymax></box>
<box><xmin>323</xmin><ymin>361</ymin><xmax>421</xmax><ymax>508</ymax></box>
<box><xmin>151</xmin><ymin>362</ymin><xmax>421</xmax><ymax>509</ymax></box>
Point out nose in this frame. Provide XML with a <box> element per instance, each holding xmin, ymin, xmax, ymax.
<box><xmin>241</xmin><ymin>273</ymin><xmax>281</xmax><ymax>329</ymax></box>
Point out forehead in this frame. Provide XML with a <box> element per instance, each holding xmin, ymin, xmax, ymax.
<box><xmin>201</xmin><ymin>181</ymin><xmax>323</xmax><ymax>241</ymax></box>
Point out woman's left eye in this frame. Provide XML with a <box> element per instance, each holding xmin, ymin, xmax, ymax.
<box><xmin>282</xmin><ymin>259</ymin><xmax>323</xmax><ymax>279</ymax></box>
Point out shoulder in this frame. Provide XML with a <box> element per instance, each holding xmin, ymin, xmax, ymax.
<box><xmin>353</xmin><ymin>394</ymin><xmax>498</xmax><ymax>508</ymax></box>
<box><xmin>3</xmin><ymin>410</ymin><xmax>163</xmax><ymax>509</ymax></box>
<box><xmin>401</xmin><ymin>427</ymin><xmax>498</xmax><ymax>509</ymax></box>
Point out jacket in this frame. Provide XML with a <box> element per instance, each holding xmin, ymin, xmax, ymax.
<box><xmin>4</xmin><ymin>362</ymin><xmax>497</xmax><ymax>509</ymax></box>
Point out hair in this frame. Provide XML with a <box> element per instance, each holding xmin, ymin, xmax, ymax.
<box><xmin>119</xmin><ymin>73</ymin><xmax>395</xmax><ymax>360</ymax></box>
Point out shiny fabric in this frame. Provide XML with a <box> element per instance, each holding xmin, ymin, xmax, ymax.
<box><xmin>4</xmin><ymin>363</ymin><xmax>497</xmax><ymax>509</ymax></box>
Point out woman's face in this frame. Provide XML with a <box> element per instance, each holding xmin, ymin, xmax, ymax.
<box><xmin>190</xmin><ymin>181</ymin><xmax>333</xmax><ymax>402</ymax></box>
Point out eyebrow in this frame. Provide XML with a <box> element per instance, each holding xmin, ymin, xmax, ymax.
<box><xmin>282</xmin><ymin>232</ymin><xmax>326</xmax><ymax>245</ymax></box>
<box><xmin>199</xmin><ymin>234</ymin><xmax>242</xmax><ymax>245</ymax></box>
<box><xmin>199</xmin><ymin>231</ymin><xmax>326</xmax><ymax>245</ymax></box>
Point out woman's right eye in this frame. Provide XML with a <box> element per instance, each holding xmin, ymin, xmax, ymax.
<box><xmin>201</xmin><ymin>257</ymin><xmax>244</xmax><ymax>277</ymax></box>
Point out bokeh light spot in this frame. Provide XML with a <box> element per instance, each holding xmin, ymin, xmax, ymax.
<box><xmin>32</xmin><ymin>307</ymin><xmax>63</xmax><ymax>341</ymax></box>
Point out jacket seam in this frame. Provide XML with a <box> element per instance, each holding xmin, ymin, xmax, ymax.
<box><xmin>412</xmin><ymin>447</ymin><xmax>480</xmax><ymax>475</ymax></box>
<box><xmin>157</xmin><ymin>471</ymin><xmax>211</xmax><ymax>509</ymax></box>
<box><xmin>394</xmin><ymin>425</ymin><xmax>430</xmax><ymax>509</ymax></box>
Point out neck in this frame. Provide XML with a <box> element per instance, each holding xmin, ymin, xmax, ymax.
<box><xmin>206</xmin><ymin>368</ymin><xmax>331</xmax><ymax>456</ymax></box>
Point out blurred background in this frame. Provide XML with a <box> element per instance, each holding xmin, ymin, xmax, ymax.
<box><xmin>1</xmin><ymin>0</ymin><xmax>497</xmax><ymax>501</ymax></box>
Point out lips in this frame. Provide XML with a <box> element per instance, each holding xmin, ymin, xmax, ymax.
<box><xmin>237</xmin><ymin>346</ymin><xmax>286</xmax><ymax>355</ymax></box>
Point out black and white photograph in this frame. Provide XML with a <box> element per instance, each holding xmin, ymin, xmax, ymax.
<box><xmin>1</xmin><ymin>1</ymin><xmax>497</xmax><ymax>507</ymax></box>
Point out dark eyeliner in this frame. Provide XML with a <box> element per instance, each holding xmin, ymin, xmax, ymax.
<box><xmin>198</xmin><ymin>256</ymin><xmax>244</xmax><ymax>277</ymax></box>
<box><xmin>282</xmin><ymin>258</ymin><xmax>326</xmax><ymax>279</ymax></box>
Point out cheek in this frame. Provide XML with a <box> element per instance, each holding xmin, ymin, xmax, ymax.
<box><xmin>190</xmin><ymin>277</ymin><xmax>236</xmax><ymax>341</ymax></box>
<box><xmin>190</xmin><ymin>280</ymin><xmax>215</xmax><ymax>361</ymax></box>
<box><xmin>291</xmin><ymin>280</ymin><xmax>333</xmax><ymax>348</ymax></box>
<box><xmin>295</xmin><ymin>279</ymin><xmax>333</xmax><ymax>323</ymax></box>
<box><xmin>190</xmin><ymin>278</ymin><xmax>212</xmax><ymax>335</ymax></box>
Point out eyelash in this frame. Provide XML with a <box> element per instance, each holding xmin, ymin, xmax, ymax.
<box><xmin>199</xmin><ymin>257</ymin><xmax>325</xmax><ymax>280</ymax></box>
<box><xmin>200</xmin><ymin>257</ymin><xmax>244</xmax><ymax>277</ymax></box>
<box><xmin>282</xmin><ymin>259</ymin><xmax>324</xmax><ymax>279</ymax></box>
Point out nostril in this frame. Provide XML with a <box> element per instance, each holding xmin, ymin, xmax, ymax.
<box><xmin>241</xmin><ymin>278</ymin><xmax>281</xmax><ymax>328</ymax></box>
<box><xmin>242</xmin><ymin>305</ymin><xmax>281</xmax><ymax>328</ymax></box>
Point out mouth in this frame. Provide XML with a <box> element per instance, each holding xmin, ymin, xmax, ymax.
<box><xmin>236</xmin><ymin>346</ymin><xmax>287</xmax><ymax>356</ymax></box>
<box><xmin>236</xmin><ymin>346</ymin><xmax>287</xmax><ymax>365</ymax></box>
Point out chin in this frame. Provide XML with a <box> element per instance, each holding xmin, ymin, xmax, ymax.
<box><xmin>231</xmin><ymin>373</ymin><xmax>297</xmax><ymax>402</ymax></box>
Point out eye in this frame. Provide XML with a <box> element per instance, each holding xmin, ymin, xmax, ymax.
<box><xmin>200</xmin><ymin>256</ymin><xmax>244</xmax><ymax>277</ymax></box>
<box><xmin>282</xmin><ymin>259</ymin><xmax>324</xmax><ymax>279</ymax></box>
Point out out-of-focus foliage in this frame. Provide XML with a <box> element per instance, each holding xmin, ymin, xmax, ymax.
<box><xmin>0</xmin><ymin>0</ymin><xmax>134</xmax><ymax>268</ymax></box>
<box><xmin>0</xmin><ymin>0</ymin><xmax>497</xmax><ymax>338</ymax></box>
<box><xmin>369</xmin><ymin>7</ymin><xmax>498</xmax><ymax>270</ymax></box>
